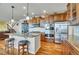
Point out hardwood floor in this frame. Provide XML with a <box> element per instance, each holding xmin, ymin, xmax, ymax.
<box><xmin>36</xmin><ymin>41</ymin><xmax>67</xmax><ymax>55</ymax></box>
<box><xmin>0</xmin><ymin>37</ymin><xmax>69</xmax><ymax>55</ymax></box>
<box><xmin>0</xmin><ymin>40</ymin><xmax>5</xmax><ymax>49</ymax></box>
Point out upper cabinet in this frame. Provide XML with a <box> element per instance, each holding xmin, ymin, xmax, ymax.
<box><xmin>28</xmin><ymin>17</ymin><xmax>41</xmax><ymax>24</ymax></box>
<box><xmin>67</xmin><ymin>3</ymin><xmax>73</xmax><ymax>20</ymax></box>
<box><xmin>72</xmin><ymin>3</ymin><xmax>76</xmax><ymax>20</ymax></box>
<box><xmin>52</xmin><ymin>12</ymin><xmax>67</xmax><ymax>22</ymax></box>
<box><xmin>67</xmin><ymin>3</ymin><xmax>71</xmax><ymax>20</ymax></box>
<box><xmin>66</xmin><ymin>3</ymin><xmax>79</xmax><ymax>25</ymax></box>
<box><xmin>76</xmin><ymin>3</ymin><xmax>79</xmax><ymax>23</ymax></box>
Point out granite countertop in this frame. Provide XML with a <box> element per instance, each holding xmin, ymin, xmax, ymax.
<box><xmin>4</xmin><ymin>32</ymin><xmax>40</xmax><ymax>38</ymax></box>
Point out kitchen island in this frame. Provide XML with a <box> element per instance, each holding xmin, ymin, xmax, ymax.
<box><xmin>4</xmin><ymin>32</ymin><xmax>41</xmax><ymax>54</ymax></box>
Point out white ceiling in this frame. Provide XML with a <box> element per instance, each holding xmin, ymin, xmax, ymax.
<box><xmin>0</xmin><ymin>3</ymin><xmax>67</xmax><ymax>21</ymax></box>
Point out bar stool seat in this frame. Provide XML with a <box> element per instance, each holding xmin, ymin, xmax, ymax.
<box><xmin>19</xmin><ymin>40</ymin><xmax>29</xmax><ymax>45</ymax></box>
<box><xmin>18</xmin><ymin>40</ymin><xmax>29</xmax><ymax>55</ymax></box>
<box><xmin>5</xmin><ymin>38</ymin><xmax>15</xmax><ymax>55</ymax></box>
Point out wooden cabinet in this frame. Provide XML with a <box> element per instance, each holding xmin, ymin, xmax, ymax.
<box><xmin>32</xmin><ymin>18</ymin><xmax>37</xmax><ymax>23</ymax></box>
<box><xmin>67</xmin><ymin>3</ymin><xmax>72</xmax><ymax>20</ymax></box>
<box><xmin>76</xmin><ymin>3</ymin><xmax>79</xmax><ymax>23</ymax></box>
<box><xmin>66</xmin><ymin>3</ymin><xmax>79</xmax><ymax>25</ymax></box>
<box><xmin>52</xmin><ymin>13</ymin><xmax>67</xmax><ymax>22</ymax></box>
<box><xmin>48</xmin><ymin>15</ymin><xmax>54</xmax><ymax>23</ymax></box>
<box><xmin>29</xmin><ymin>12</ymin><xmax>67</xmax><ymax>24</ymax></box>
<box><xmin>67</xmin><ymin>3</ymin><xmax>76</xmax><ymax>20</ymax></box>
<box><xmin>41</xmin><ymin>33</ymin><xmax>46</xmax><ymax>42</ymax></box>
<box><xmin>29</xmin><ymin>17</ymin><xmax>41</xmax><ymax>24</ymax></box>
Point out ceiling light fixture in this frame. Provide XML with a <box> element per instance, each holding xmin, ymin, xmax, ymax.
<box><xmin>26</xmin><ymin>16</ymin><xmax>30</xmax><ymax>20</ymax></box>
<box><xmin>43</xmin><ymin>10</ymin><xmax>47</xmax><ymax>13</ymax></box>
<box><xmin>26</xmin><ymin>3</ymin><xmax>30</xmax><ymax>20</ymax></box>
<box><xmin>11</xmin><ymin>6</ymin><xmax>15</xmax><ymax>23</ymax></box>
<box><xmin>32</xmin><ymin>12</ymin><xmax>34</xmax><ymax>15</ymax></box>
<box><xmin>23</xmin><ymin>6</ymin><xmax>26</xmax><ymax>9</ymax></box>
<box><xmin>11</xmin><ymin>19</ymin><xmax>14</xmax><ymax>23</ymax></box>
<box><xmin>24</xmin><ymin>14</ymin><xmax>26</xmax><ymax>17</ymax></box>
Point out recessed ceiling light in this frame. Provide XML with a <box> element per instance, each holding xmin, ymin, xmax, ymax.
<box><xmin>23</xmin><ymin>6</ymin><xmax>26</xmax><ymax>9</ymax></box>
<box><xmin>32</xmin><ymin>12</ymin><xmax>34</xmax><ymax>15</ymax></box>
<box><xmin>11</xmin><ymin>19</ymin><xmax>14</xmax><ymax>23</ymax></box>
<box><xmin>43</xmin><ymin>10</ymin><xmax>47</xmax><ymax>13</ymax></box>
<box><xmin>26</xmin><ymin>16</ymin><xmax>30</xmax><ymax>20</ymax></box>
<box><xmin>24</xmin><ymin>14</ymin><xmax>26</xmax><ymax>16</ymax></box>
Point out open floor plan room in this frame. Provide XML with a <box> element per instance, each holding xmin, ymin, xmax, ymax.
<box><xmin>0</xmin><ymin>3</ymin><xmax>79</xmax><ymax>55</ymax></box>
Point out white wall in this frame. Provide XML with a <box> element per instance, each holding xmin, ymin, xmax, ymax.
<box><xmin>0</xmin><ymin>21</ymin><xmax>8</xmax><ymax>32</ymax></box>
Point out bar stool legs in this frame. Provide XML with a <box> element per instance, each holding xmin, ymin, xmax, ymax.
<box><xmin>5</xmin><ymin>38</ymin><xmax>15</xmax><ymax>55</ymax></box>
<box><xmin>18</xmin><ymin>44</ymin><xmax>29</xmax><ymax>55</ymax></box>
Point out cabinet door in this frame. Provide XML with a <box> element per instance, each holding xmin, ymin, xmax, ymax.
<box><xmin>76</xmin><ymin>3</ymin><xmax>79</xmax><ymax>23</ymax></box>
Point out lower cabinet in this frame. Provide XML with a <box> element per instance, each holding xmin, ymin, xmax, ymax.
<box><xmin>41</xmin><ymin>33</ymin><xmax>46</xmax><ymax>42</ymax></box>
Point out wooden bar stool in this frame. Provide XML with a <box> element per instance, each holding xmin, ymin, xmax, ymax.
<box><xmin>18</xmin><ymin>40</ymin><xmax>29</xmax><ymax>55</ymax></box>
<box><xmin>5</xmin><ymin>38</ymin><xmax>15</xmax><ymax>55</ymax></box>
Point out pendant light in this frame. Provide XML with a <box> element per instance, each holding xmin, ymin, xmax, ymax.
<box><xmin>11</xmin><ymin>6</ymin><xmax>15</xmax><ymax>23</ymax></box>
<box><xmin>26</xmin><ymin>3</ymin><xmax>30</xmax><ymax>20</ymax></box>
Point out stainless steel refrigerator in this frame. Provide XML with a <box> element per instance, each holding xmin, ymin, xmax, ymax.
<box><xmin>55</xmin><ymin>22</ymin><xmax>68</xmax><ymax>43</ymax></box>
